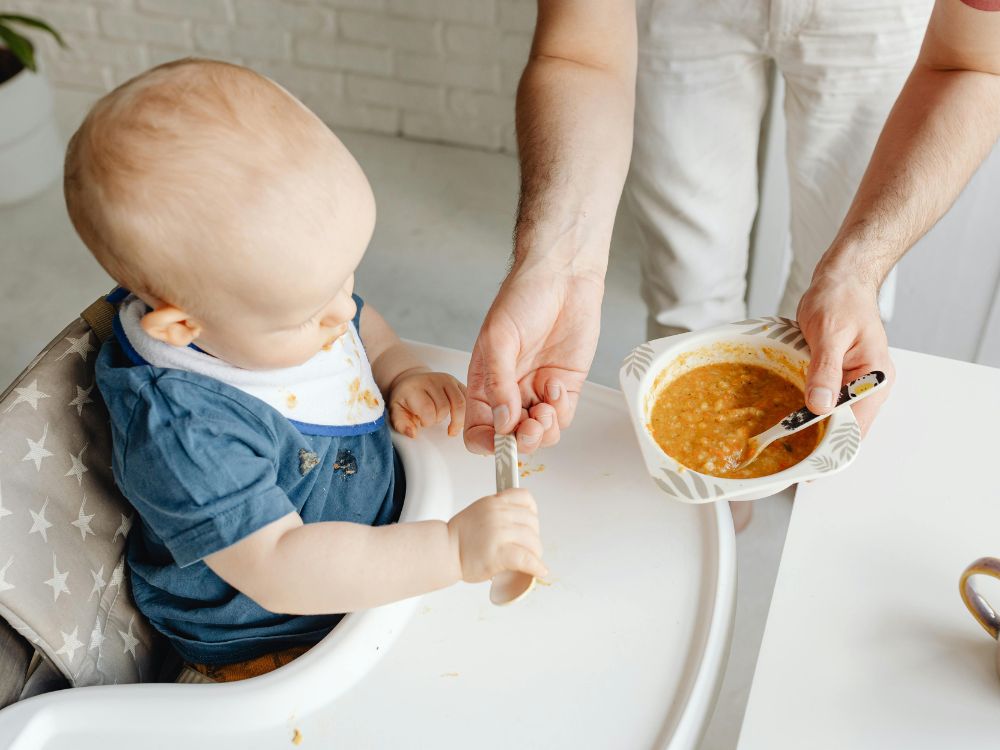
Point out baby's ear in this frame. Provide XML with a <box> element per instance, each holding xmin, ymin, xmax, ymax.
<box><xmin>141</xmin><ymin>305</ymin><xmax>203</xmax><ymax>347</ymax></box>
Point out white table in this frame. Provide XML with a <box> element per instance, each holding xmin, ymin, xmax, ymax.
<box><xmin>0</xmin><ymin>344</ymin><xmax>735</xmax><ymax>749</ymax></box>
<box><xmin>739</xmin><ymin>348</ymin><xmax>1000</xmax><ymax>748</ymax></box>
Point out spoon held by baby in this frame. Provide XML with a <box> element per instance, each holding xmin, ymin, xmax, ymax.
<box><xmin>489</xmin><ymin>433</ymin><xmax>536</xmax><ymax>606</ymax></box>
<box><xmin>732</xmin><ymin>370</ymin><xmax>887</xmax><ymax>471</ymax></box>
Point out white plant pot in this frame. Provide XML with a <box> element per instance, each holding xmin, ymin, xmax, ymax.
<box><xmin>0</xmin><ymin>65</ymin><xmax>62</xmax><ymax>205</ymax></box>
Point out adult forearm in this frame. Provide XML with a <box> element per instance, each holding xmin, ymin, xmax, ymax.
<box><xmin>513</xmin><ymin>54</ymin><xmax>635</xmax><ymax>281</ymax></box>
<box><xmin>820</xmin><ymin>63</ymin><xmax>1000</xmax><ymax>285</ymax></box>
<box><xmin>262</xmin><ymin>520</ymin><xmax>459</xmax><ymax>615</ymax></box>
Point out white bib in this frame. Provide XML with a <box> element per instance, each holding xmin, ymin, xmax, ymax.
<box><xmin>115</xmin><ymin>295</ymin><xmax>385</xmax><ymax>436</ymax></box>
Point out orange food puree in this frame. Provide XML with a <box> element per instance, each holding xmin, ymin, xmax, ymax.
<box><xmin>649</xmin><ymin>362</ymin><xmax>820</xmax><ymax>479</ymax></box>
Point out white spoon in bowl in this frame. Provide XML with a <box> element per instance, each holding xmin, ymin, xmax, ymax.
<box><xmin>732</xmin><ymin>370</ymin><xmax>887</xmax><ymax>471</ymax></box>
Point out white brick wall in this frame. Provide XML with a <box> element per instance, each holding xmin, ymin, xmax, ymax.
<box><xmin>11</xmin><ymin>0</ymin><xmax>536</xmax><ymax>153</ymax></box>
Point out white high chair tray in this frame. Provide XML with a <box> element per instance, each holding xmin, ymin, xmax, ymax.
<box><xmin>0</xmin><ymin>344</ymin><xmax>736</xmax><ymax>750</ymax></box>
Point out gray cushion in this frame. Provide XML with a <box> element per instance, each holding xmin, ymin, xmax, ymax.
<box><xmin>0</xmin><ymin>316</ymin><xmax>167</xmax><ymax>687</ymax></box>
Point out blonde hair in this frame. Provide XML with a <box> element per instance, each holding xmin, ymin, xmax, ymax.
<box><xmin>64</xmin><ymin>58</ymin><xmax>332</xmax><ymax>318</ymax></box>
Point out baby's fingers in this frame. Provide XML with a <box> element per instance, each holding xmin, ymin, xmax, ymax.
<box><xmin>400</xmin><ymin>392</ymin><xmax>439</xmax><ymax>434</ymax></box>
<box><xmin>500</xmin><ymin>544</ymin><xmax>548</xmax><ymax>579</ymax></box>
<box><xmin>503</xmin><ymin>504</ymin><xmax>541</xmax><ymax>536</ymax></box>
<box><xmin>498</xmin><ymin>488</ymin><xmax>538</xmax><ymax>514</ymax></box>
<box><xmin>510</xmin><ymin>515</ymin><xmax>543</xmax><ymax>557</ymax></box>
<box><xmin>445</xmin><ymin>380</ymin><xmax>467</xmax><ymax>437</ymax></box>
<box><xmin>389</xmin><ymin>402</ymin><xmax>420</xmax><ymax>438</ymax></box>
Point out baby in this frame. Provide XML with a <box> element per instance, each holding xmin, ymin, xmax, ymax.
<box><xmin>64</xmin><ymin>58</ymin><xmax>546</xmax><ymax>683</ymax></box>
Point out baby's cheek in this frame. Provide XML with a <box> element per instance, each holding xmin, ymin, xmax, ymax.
<box><xmin>263</xmin><ymin>333</ymin><xmax>322</xmax><ymax>369</ymax></box>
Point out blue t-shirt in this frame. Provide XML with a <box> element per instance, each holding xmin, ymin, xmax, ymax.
<box><xmin>95</xmin><ymin>295</ymin><xmax>403</xmax><ymax>665</ymax></box>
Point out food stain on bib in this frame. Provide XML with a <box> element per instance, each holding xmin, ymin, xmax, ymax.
<box><xmin>346</xmin><ymin>377</ymin><xmax>380</xmax><ymax>415</ymax></box>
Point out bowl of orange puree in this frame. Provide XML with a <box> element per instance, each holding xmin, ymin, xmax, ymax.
<box><xmin>619</xmin><ymin>317</ymin><xmax>862</xmax><ymax>503</ymax></box>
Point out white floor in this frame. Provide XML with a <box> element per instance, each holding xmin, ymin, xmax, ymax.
<box><xmin>0</xmin><ymin>90</ymin><xmax>792</xmax><ymax>749</ymax></box>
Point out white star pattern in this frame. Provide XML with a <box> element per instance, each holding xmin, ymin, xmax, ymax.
<box><xmin>56</xmin><ymin>626</ymin><xmax>83</xmax><ymax>663</ymax></box>
<box><xmin>68</xmin><ymin>382</ymin><xmax>95</xmax><ymax>416</ymax></box>
<box><xmin>109</xmin><ymin>555</ymin><xmax>125</xmax><ymax>589</ymax></box>
<box><xmin>118</xmin><ymin>615</ymin><xmax>140</xmax><ymax>660</ymax></box>
<box><xmin>0</xmin><ymin>479</ymin><xmax>12</xmax><ymax>523</ymax></box>
<box><xmin>22</xmin><ymin>423</ymin><xmax>54</xmax><ymax>471</ymax></box>
<box><xmin>65</xmin><ymin>442</ymin><xmax>89</xmax><ymax>485</ymax></box>
<box><xmin>56</xmin><ymin>333</ymin><xmax>95</xmax><ymax>362</ymax></box>
<box><xmin>89</xmin><ymin>564</ymin><xmax>107</xmax><ymax>601</ymax></box>
<box><xmin>44</xmin><ymin>553</ymin><xmax>70</xmax><ymax>601</ymax></box>
<box><xmin>2</xmin><ymin>379</ymin><xmax>50</xmax><ymax>413</ymax></box>
<box><xmin>89</xmin><ymin>617</ymin><xmax>106</xmax><ymax>652</ymax></box>
<box><xmin>28</xmin><ymin>497</ymin><xmax>53</xmax><ymax>543</ymax></box>
<box><xmin>0</xmin><ymin>556</ymin><xmax>14</xmax><ymax>593</ymax></box>
<box><xmin>112</xmin><ymin>512</ymin><xmax>133</xmax><ymax>544</ymax></box>
<box><xmin>71</xmin><ymin>494</ymin><xmax>96</xmax><ymax>541</ymax></box>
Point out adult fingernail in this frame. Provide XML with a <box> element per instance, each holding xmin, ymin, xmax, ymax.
<box><xmin>492</xmin><ymin>404</ymin><xmax>510</xmax><ymax>429</ymax></box>
<box><xmin>522</xmin><ymin>432</ymin><xmax>539</xmax><ymax>445</ymax></box>
<box><xmin>546</xmin><ymin>383</ymin><xmax>561</xmax><ymax>401</ymax></box>
<box><xmin>540</xmin><ymin>413</ymin><xmax>553</xmax><ymax>429</ymax></box>
<box><xmin>809</xmin><ymin>387</ymin><xmax>834</xmax><ymax>410</ymax></box>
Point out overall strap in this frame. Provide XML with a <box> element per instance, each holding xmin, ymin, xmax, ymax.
<box><xmin>80</xmin><ymin>288</ymin><xmax>125</xmax><ymax>343</ymax></box>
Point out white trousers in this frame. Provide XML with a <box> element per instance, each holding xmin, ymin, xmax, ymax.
<box><xmin>623</xmin><ymin>0</ymin><xmax>933</xmax><ymax>338</ymax></box>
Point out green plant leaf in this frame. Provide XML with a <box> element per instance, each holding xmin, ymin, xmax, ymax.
<box><xmin>0</xmin><ymin>25</ymin><xmax>36</xmax><ymax>72</ymax></box>
<box><xmin>0</xmin><ymin>14</ymin><xmax>66</xmax><ymax>48</ymax></box>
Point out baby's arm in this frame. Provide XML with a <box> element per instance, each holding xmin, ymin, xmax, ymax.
<box><xmin>360</xmin><ymin>303</ymin><xmax>430</xmax><ymax>394</ymax></box>
<box><xmin>204</xmin><ymin>489</ymin><xmax>546</xmax><ymax>615</ymax></box>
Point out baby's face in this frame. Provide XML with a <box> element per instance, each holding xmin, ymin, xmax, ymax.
<box><xmin>197</xmin><ymin>271</ymin><xmax>362</xmax><ymax>371</ymax></box>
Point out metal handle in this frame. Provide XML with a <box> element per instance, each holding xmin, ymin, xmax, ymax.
<box><xmin>960</xmin><ymin>557</ymin><xmax>1000</xmax><ymax>639</ymax></box>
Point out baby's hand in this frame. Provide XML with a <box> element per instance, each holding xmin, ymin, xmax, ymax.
<box><xmin>389</xmin><ymin>369</ymin><xmax>467</xmax><ymax>438</ymax></box>
<box><xmin>447</xmin><ymin>489</ymin><xmax>547</xmax><ymax>583</ymax></box>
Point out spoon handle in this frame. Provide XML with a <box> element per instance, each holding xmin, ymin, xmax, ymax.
<box><xmin>737</xmin><ymin>371</ymin><xmax>888</xmax><ymax>470</ymax></box>
<box><xmin>779</xmin><ymin>370</ymin><xmax>887</xmax><ymax>434</ymax></box>
<box><xmin>748</xmin><ymin>370</ymin><xmax>888</xmax><ymax>458</ymax></box>
<box><xmin>494</xmin><ymin>433</ymin><xmax>519</xmax><ymax>492</ymax></box>
<box><xmin>489</xmin><ymin>434</ymin><xmax>536</xmax><ymax>605</ymax></box>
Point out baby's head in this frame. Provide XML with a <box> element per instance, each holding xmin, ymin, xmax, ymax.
<box><xmin>65</xmin><ymin>58</ymin><xmax>375</xmax><ymax>369</ymax></box>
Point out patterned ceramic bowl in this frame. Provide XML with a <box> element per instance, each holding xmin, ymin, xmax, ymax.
<box><xmin>619</xmin><ymin>317</ymin><xmax>862</xmax><ymax>503</ymax></box>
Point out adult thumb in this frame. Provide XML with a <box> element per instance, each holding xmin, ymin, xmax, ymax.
<box><xmin>478</xmin><ymin>335</ymin><xmax>522</xmax><ymax>435</ymax></box>
<box><xmin>805</xmin><ymin>333</ymin><xmax>850</xmax><ymax>414</ymax></box>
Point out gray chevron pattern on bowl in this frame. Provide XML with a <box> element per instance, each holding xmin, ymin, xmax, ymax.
<box><xmin>653</xmin><ymin>467</ymin><xmax>724</xmax><ymax>501</ymax></box>
<box><xmin>622</xmin><ymin>343</ymin><xmax>655</xmax><ymax>381</ymax></box>
<box><xmin>733</xmin><ymin>317</ymin><xmax>809</xmax><ymax>352</ymax></box>
<box><xmin>807</xmin><ymin>422</ymin><xmax>862</xmax><ymax>472</ymax></box>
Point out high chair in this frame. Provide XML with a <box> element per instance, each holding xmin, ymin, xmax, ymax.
<box><xmin>0</xmin><ymin>297</ymin><xmax>736</xmax><ymax>749</ymax></box>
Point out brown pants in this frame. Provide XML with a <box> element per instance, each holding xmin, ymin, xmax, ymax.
<box><xmin>175</xmin><ymin>644</ymin><xmax>312</xmax><ymax>684</ymax></box>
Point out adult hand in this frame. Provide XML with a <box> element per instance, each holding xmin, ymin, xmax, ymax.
<box><xmin>796</xmin><ymin>270</ymin><xmax>894</xmax><ymax>438</ymax></box>
<box><xmin>464</xmin><ymin>263</ymin><xmax>604</xmax><ymax>454</ymax></box>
